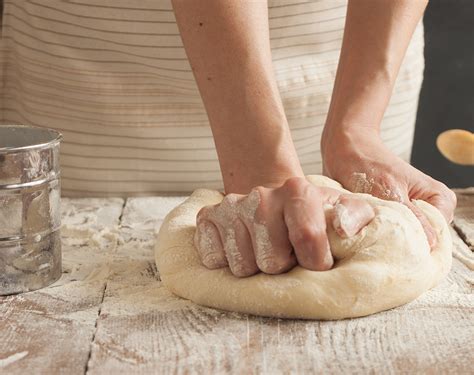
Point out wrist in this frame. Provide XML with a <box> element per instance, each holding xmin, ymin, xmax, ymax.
<box><xmin>221</xmin><ymin>156</ymin><xmax>304</xmax><ymax>194</ymax></box>
<box><xmin>321</xmin><ymin>123</ymin><xmax>377</xmax><ymax>155</ymax></box>
<box><xmin>321</xmin><ymin>123</ymin><xmax>383</xmax><ymax>176</ymax></box>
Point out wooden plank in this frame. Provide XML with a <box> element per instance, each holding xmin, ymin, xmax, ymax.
<box><xmin>451</xmin><ymin>227</ymin><xmax>474</xmax><ymax>270</ymax></box>
<box><xmin>453</xmin><ymin>188</ymin><xmax>474</xmax><ymax>250</ymax></box>
<box><xmin>82</xmin><ymin>259</ymin><xmax>474</xmax><ymax>374</ymax></box>
<box><xmin>116</xmin><ymin>197</ymin><xmax>186</xmax><ymax>259</ymax></box>
<box><xmin>0</xmin><ymin>198</ymin><xmax>124</xmax><ymax>374</ymax></box>
<box><xmin>86</xmin><ymin>197</ymin><xmax>187</xmax><ymax>374</ymax></box>
<box><xmin>86</xmin><ymin>196</ymin><xmax>474</xmax><ymax>374</ymax></box>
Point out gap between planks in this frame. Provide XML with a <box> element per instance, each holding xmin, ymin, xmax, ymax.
<box><xmin>84</xmin><ymin>198</ymin><xmax>127</xmax><ymax>375</ymax></box>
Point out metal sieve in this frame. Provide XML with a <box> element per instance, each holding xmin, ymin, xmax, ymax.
<box><xmin>0</xmin><ymin>125</ymin><xmax>62</xmax><ymax>294</ymax></box>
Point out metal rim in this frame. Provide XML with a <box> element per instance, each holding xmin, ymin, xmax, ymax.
<box><xmin>0</xmin><ymin>125</ymin><xmax>63</xmax><ymax>154</ymax></box>
<box><xmin>0</xmin><ymin>173</ymin><xmax>60</xmax><ymax>191</ymax></box>
<box><xmin>0</xmin><ymin>226</ymin><xmax>61</xmax><ymax>244</ymax></box>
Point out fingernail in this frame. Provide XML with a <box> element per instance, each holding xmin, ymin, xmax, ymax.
<box><xmin>332</xmin><ymin>203</ymin><xmax>353</xmax><ymax>238</ymax></box>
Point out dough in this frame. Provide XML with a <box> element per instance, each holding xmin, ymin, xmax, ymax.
<box><xmin>154</xmin><ymin>175</ymin><xmax>452</xmax><ymax>320</ymax></box>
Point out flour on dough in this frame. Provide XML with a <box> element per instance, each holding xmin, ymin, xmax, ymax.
<box><xmin>154</xmin><ymin>175</ymin><xmax>452</xmax><ymax>320</ymax></box>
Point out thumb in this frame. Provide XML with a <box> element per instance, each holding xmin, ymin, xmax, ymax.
<box><xmin>404</xmin><ymin>200</ymin><xmax>437</xmax><ymax>249</ymax></box>
<box><xmin>330</xmin><ymin>195</ymin><xmax>376</xmax><ymax>238</ymax></box>
<box><xmin>424</xmin><ymin>189</ymin><xmax>457</xmax><ymax>224</ymax></box>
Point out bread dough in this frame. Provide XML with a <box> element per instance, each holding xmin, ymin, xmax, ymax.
<box><xmin>154</xmin><ymin>175</ymin><xmax>452</xmax><ymax>320</ymax></box>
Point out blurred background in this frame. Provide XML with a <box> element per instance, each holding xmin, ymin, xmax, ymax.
<box><xmin>412</xmin><ymin>0</ymin><xmax>473</xmax><ymax>188</ymax></box>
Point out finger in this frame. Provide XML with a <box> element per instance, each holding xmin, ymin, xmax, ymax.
<box><xmin>212</xmin><ymin>193</ymin><xmax>259</xmax><ymax>276</ymax></box>
<box><xmin>244</xmin><ymin>187</ymin><xmax>296</xmax><ymax>275</ymax></box>
<box><xmin>425</xmin><ymin>188</ymin><xmax>457</xmax><ymax>224</ymax></box>
<box><xmin>284</xmin><ymin>189</ymin><xmax>334</xmax><ymax>271</ymax></box>
<box><xmin>404</xmin><ymin>200</ymin><xmax>437</xmax><ymax>249</ymax></box>
<box><xmin>331</xmin><ymin>195</ymin><xmax>375</xmax><ymax>238</ymax></box>
<box><xmin>221</xmin><ymin>218</ymin><xmax>259</xmax><ymax>277</ymax></box>
<box><xmin>317</xmin><ymin>186</ymin><xmax>344</xmax><ymax>205</ymax></box>
<box><xmin>194</xmin><ymin>220</ymin><xmax>228</xmax><ymax>269</ymax></box>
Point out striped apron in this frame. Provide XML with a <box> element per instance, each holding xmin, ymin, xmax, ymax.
<box><xmin>0</xmin><ymin>0</ymin><xmax>424</xmax><ymax>196</ymax></box>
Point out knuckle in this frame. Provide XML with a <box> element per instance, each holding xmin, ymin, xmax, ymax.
<box><xmin>260</xmin><ymin>263</ymin><xmax>278</xmax><ymax>274</ymax></box>
<box><xmin>283</xmin><ymin>177</ymin><xmax>306</xmax><ymax>194</ymax></box>
<box><xmin>248</xmin><ymin>186</ymin><xmax>266</xmax><ymax>205</ymax></box>
<box><xmin>232</xmin><ymin>264</ymin><xmax>259</xmax><ymax>278</ymax></box>
<box><xmin>301</xmin><ymin>253</ymin><xmax>333</xmax><ymax>271</ymax></box>
<box><xmin>295</xmin><ymin>241</ymin><xmax>333</xmax><ymax>271</ymax></box>
<box><xmin>222</xmin><ymin>193</ymin><xmax>239</xmax><ymax>206</ymax></box>
<box><xmin>248</xmin><ymin>185</ymin><xmax>265</xmax><ymax>203</ymax></box>
<box><xmin>245</xmin><ymin>186</ymin><xmax>267</xmax><ymax>216</ymax></box>
<box><xmin>291</xmin><ymin>226</ymin><xmax>325</xmax><ymax>248</ymax></box>
<box><xmin>196</xmin><ymin>206</ymin><xmax>212</xmax><ymax>221</ymax></box>
<box><xmin>201</xmin><ymin>252</ymin><xmax>226</xmax><ymax>269</ymax></box>
<box><xmin>250</xmin><ymin>185</ymin><xmax>265</xmax><ymax>195</ymax></box>
<box><xmin>256</xmin><ymin>253</ymin><xmax>292</xmax><ymax>274</ymax></box>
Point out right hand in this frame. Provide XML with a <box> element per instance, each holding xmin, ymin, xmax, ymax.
<box><xmin>321</xmin><ymin>127</ymin><xmax>457</xmax><ymax>248</ymax></box>
<box><xmin>194</xmin><ymin>177</ymin><xmax>375</xmax><ymax>277</ymax></box>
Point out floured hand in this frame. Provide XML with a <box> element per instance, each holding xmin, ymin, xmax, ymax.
<box><xmin>194</xmin><ymin>177</ymin><xmax>375</xmax><ymax>277</ymax></box>
<box><xmin>321</xmin><ymin>127</ymin><xmax>457</xmax><ymax>248</ymax></box>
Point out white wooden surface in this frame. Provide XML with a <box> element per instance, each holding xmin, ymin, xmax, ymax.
<box><xmin>0</xmin><ymin>193</ymin><xmax>473</xmax><ymax>374</ymax></box>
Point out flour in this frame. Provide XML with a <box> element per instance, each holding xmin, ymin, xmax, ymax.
<box><xmin>39</xmin><ymin>196</ymin><xmax>195</xmax><ymax>325</ymax></box>
<box><xmin>0</xmin><ymin>351</ymin><xmax>28</xmax><ymax>368</ymax></box>
<box><xmin>224</xmin><ymin>227</ymin><xmax>243</xmax><ymax>274</ymax></box>
<box><xmin>196</xmin><ymin>222</ymin><xmax>224</xmax><ymax>268</ymax></box>
<box><xmin>61</xmin><ymin>198</ymin><xmax>124</xmax><ymax>250</ymax></box>
<box><xmin>350</xmin><ymin>172</ymin><xmax>375</xmax><ymax>194</ymax></box>
<box><xmin>195</xmin><ymin>187</ymin><xmax>275</xmax><ymax>271</ymax></box>
<box><xmin>350</xmin><ymin>172</ymin><xmax>403</xmax><ymax>201</ymax></box>
<box><xmin>253</xmin><ymin>222</ymin><xmax>275</xmax><ymax>270</ymax></box>
<box><xmin>239</xmin><ymin>189</ymin><xmax>274</xmax><ymax>270</ymax></box>
<box><xmin>61</xmin><ymin>225</ymin><xmax>121</xmax><ymax>250</ymax></box>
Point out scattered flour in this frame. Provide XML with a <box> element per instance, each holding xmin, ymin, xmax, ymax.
<box><xmin>0</xmin><ymin>352</ymin><xmax>28</xmax><ymax>368</ymax></box>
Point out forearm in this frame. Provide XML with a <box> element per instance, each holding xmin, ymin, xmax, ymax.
<box><xmin>322</xmin><ymin>0</ymin><xmax>428</xmax><ymax>149</ymax></box>
<box><xmin>172</xmin><ymin>0</ymin><xmax>302</xmax><ymax>194</ymax></box>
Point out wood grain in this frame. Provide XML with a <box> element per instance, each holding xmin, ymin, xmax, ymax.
<box><xmin>1</xmin><ymin>194</ymin><xmax>473</xmax><ymax>374</ymax></box>
<box><xmin>86</xmin><ymin>277</ymin><xmax>473</xmax><ymax>374</ymax></box>
<box><xmin>87</xmin><ymin>196</ymin><xmax>474</xmax><ymax>375</ymax></box>
<box><xmin>0</xmin><ymin>198</ymin><xmax>124</xmax><ymax>374</ymax></box>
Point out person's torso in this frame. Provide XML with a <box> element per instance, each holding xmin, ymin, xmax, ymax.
<box><xmin>0</xmin><ymin>0</ymin><xmax>424</xmax><ymax>196</ymax></box>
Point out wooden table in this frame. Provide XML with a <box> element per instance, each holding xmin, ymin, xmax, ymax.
<box><xmin>1</xmin><ymin>191</ymin><xmax>473</xmax><ymax>374</ymax></box>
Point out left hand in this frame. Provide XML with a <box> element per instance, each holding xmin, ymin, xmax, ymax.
<box><xmin>321</xmin><ymin>127</ymin><xmax>457</xmax><ymax>248</ymax></box>
<box><xmin>194</xmin><ymin>177</ymin><xmax>375</xmax><ymax>277</ymax></box>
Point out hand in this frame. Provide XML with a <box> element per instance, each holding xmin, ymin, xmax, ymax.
<box><xmin>321</xmin><ymin>127</ymin><xmax>457</xmax><ymax>248</ymax></box>
<box><xmin>194</xmin><ymin>177</ymin><xmax>375</xmax><ymax>277</ymax></box>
